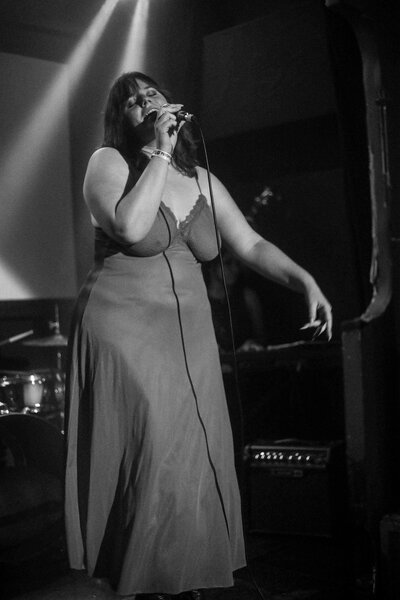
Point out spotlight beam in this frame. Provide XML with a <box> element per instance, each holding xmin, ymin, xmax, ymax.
<box><xmin>119</xmin><ymin>0</ymin><xmax>150</xmax><ymax>73</ymax></box>
<box><xmin>0</xmin><ymin>0</ymin><xmax>119</xmax><ymax>229</ymax></box>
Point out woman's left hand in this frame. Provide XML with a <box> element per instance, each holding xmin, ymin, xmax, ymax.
<box><xmin>301</xmin><ymin>283</ymin><xmax>333</xmax><ymax>341</ymax></box>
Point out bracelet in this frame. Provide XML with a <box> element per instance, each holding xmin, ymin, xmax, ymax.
<box><xmin>151</xmin><ymin>149</ymin><xmax>172</xmax><ymax>164</ymax></box>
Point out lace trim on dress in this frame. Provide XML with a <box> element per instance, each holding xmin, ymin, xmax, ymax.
<box><xmin>160</xmin><ymin>194</ymin><xmax>208</xmax><ymax>231</ymax></box>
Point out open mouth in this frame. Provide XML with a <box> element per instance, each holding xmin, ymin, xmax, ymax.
<box><xmin>144</xmin><ymin>108</ymin><xmax>158</xmax><ymax>121</ymax></box>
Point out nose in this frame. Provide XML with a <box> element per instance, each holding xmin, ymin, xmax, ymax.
<box><xmin>137</xmin><ymin>93</ymin><xmax>150</xmax><ymax>108</ymax></box>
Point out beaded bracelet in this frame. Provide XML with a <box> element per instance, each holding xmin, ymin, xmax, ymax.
<box><xmin>151</xmin><ymin>149</ymin><xmax>172</xmax><ymax>164</ymax></box>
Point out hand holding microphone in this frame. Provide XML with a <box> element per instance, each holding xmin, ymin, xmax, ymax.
<box><xmin>175</xmin><ymin>109</ymin><xmax>196</xmax><ymax>123</ymax></box>
<box><xmin>153</xmin><ymin>103</ymin><xmax>196</xmax><ymax>152</ymax></box>
<box><xmin>148</xmin><ymin>103</ymin><xmax>195</xmax><ymax>123</ymax></box>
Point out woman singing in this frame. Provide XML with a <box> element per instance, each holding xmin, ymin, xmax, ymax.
<box><xmin>64</xmin><ymin>71</ymin><xmax>332</xmax><ymax>598</ymax></box>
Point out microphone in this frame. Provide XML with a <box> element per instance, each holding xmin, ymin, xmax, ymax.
<box><xmin>144</xmin><ymin>109</ymin><xmax>196</xmax><ymax>124</ymax></box>
<box><xmin>176</xmin><ymin>110</ymin><xmax>196</xmax><ymax>123</ymax></box>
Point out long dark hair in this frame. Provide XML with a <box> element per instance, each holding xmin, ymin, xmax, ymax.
<box><xmin>102</xmin><ymin>71</ymin><xmax>199</xmax><ymax>177</ymax></box>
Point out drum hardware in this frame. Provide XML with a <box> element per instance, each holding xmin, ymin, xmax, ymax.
<box><xmin>1</xmin><ymin>305</ymin><xmax>67</xmax><ymax>428</ymax></box>
<box><xmin>22</xmin><ymin>304</ymin><xmax>67</xmax><ymax>372</ymax></box>
<box><xmin>0</xmin><ymin>402</ymin><xmax>9</xmax><ymax>415</ymax></box>
<box><xmin>22</xmin><ymin>334</ymin><xmax>67</xmax><ymax>347</ymax></box>
<box><xmin>0</xmin><ymin>370</ymin><xmax>65</xmax><ymax>428</ymax></box>
<box><xmin>0</xmin><ymin>329</ymin><xmax>34</xmax><ymax>347</ymax></box>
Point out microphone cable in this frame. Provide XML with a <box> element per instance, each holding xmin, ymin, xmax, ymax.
<box><xmin>192</xmin><ymin>118</ymin><xmax>268</xmax><ymax>600</ymax></box>
<box><xmin>196</xmin><ymin>122</ymin><xmax>244</xmax><ymax>452</ymax></box>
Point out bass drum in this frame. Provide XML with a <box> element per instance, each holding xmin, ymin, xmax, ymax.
<box><xmin>0</xmin><ymin>413</ymin><xmax>64</xmax><ymax>562</ymax></box>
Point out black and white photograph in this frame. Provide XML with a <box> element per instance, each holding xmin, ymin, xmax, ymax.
<box><xmin>0</xmin><ymin>1</ymin><xmax>399</xmax><ymax>599</ymax></box>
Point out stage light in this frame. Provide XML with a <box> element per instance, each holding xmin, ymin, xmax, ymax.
<box><xmin>0</xmin><ymin>0</ymin><xmax>118</xmax><ymax>298</ymax></box>
<box><xmin>0</xmin><ymin>0</ymin><xmax>155</xmax><ymax>298</ymax></box>
<box><xmin>0</xmin><ymin>261</ymin><xmax>34</xmax><ymax>299</ymax></box>
<box><xmin>118</xmin><ymin>0</ymin><xmax>150</xmax><ymax>73</ymax></box>
<box><xmin>0</xmin><ymin>0</ymin><xmax>119</xmax><ymax>203</ymax></box>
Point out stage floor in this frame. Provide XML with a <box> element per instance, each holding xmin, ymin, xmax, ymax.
<box><xmin>1</xmin><ymin>531</ymin><xmax>374</xmax><ymax>600</ymax></box>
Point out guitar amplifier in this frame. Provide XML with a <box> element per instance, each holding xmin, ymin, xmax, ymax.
<box><xmin>243</xmin><ymin>439</ymin><xmax>347</xmax><ymax>537</ymax></box>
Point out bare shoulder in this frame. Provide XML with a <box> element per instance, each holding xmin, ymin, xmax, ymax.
<box><xmin>195</xmin><ymin>168</ymin><xmax>257</xmax><ymax>252</ymax></box>
<box><xmin>83</xmin><ymin>147</ymin><xmax>130</xmax><ymax>208</ymax></box>
<box><xmin>87</xmin><ymin>147</ymin><xmax>128</xmax><ymax>173</ymax></box>
<box><xmin>84</xmin><ymin>148</ymin><xmax>129</xmax><ymax>193</ymax></box>
<box><xmin>196</xmin><ymin>165</ymin><xmax>222</xmax><ymax>185</ymax></box>
<box><xmin>195</xmin><ymin>166</ymin><xmax>232</xmax><ymax>202</ymax></box>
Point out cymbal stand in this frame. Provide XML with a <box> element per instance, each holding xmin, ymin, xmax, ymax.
<box><xmin>48</xmin><ymin>303</ymin><xmax>63</xmax><ymax>371</ymax></box>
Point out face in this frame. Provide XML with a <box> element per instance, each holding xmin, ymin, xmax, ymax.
<box><xmin>124</xmin><ymin>79</ymin><xmax>168</xmax><ymax>129</ymax></box>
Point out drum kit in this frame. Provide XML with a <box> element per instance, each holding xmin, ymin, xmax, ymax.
<box><xmin>0</xmin><ymin>305</ymin><xmax>68</xmax><ymax>430</ymax></box>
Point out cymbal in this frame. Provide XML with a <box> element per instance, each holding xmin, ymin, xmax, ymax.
<box><xmin>23</xmin><ymin>333</ymin><xmax>68</xmax><ymax>347</ymax></box>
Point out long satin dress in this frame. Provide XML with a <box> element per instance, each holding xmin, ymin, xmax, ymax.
<box><xmin>64</xmin><ymin>168</ymin><xmax>246</xmax><ymax>595</ymax></box>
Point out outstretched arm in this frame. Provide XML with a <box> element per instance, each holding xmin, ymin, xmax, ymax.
<box><xmin>204</xmin><ymin>170</ymin><xmax>333</xmax><ymax>339</ymax></box>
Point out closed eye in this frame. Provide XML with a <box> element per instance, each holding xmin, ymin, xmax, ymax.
<box><xmin>126</xmin><ymin>88</ymin><xmax>163</xmax><ymax>110</ymax></box>
<box><xmin>126</xmin><ymin>96</ymin><xmax>138</xmax><ymax>109</ymax></box>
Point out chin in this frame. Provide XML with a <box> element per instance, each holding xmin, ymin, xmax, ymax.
<box><xmin>132</xmin><ymin>119</ymin><xmax>155</xmax><ymax>146</ymax></box>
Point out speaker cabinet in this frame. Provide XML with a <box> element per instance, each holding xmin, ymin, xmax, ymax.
<box><xmin>244</xmin><ymin>439</ymin><xmax>347</xmax><ymax>537</ymax></box>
